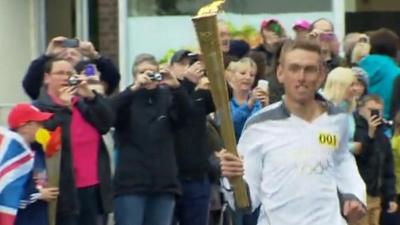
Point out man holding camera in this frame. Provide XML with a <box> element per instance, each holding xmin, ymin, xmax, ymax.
<box><xmin>352</xmin><ymin>94</ymin><xmax>397</xmax><ymax>225</ymax></box>
<box><xmin>23</xmin><ymin>36</ymin><xmax>120</xmax><ymax>99</ymax></box>
<box><xmin>111</xmin><ymin>53</ymin><xmax>192</xmax><ymax>225</ymax></box>
<box><xmin>33</xmin><ymin>58</ymin><xmax>114</xmax><ymax>225</ymax></box>
<box><xmin>168</xmin><ymin>50</ymin><xmax>216</xmax><ymax>225</ymax></box>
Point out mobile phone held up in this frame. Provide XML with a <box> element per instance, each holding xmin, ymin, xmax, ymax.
<box><xmin>257</xmin><ymin>80</ymin><xmax>269</xmax><ymax>93</ymax></box>
<box><xmin>370</xmin><ymin>109</ymin><xmax>381</xmax><ymax>118</ymax></box>
<box><xmin>59</xmin><ymin>39</ymin><xmax>80</xmax><ymax>48</ymax></box>
<box><xmin>84</xmin><ymin>64</ymin><xmax>96</xmax><ymax>77</ymax></box>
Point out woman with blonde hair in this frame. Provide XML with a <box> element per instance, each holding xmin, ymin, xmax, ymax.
<box><xmin>324</xmin><ymin>67</ymin><xmax>361</xmax><ymax>153</ymax></box>
<box><xmin>324</xmin><ymin>67</ymin><xmax>358</xmax><ymax>112</ymax></box>
<box><xmin>226</xmin><ymin>56</ymin><xmax>269</xmax><ymax>225</ymax></box>
<box><xmin>227</xmin><ymin>57</ymin><xmax>269</xmax><ymax>140</ymax></box>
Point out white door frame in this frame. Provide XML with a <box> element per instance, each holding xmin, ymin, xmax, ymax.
<box><xmin>119</xmin><ymin>0</ymin><xmax>129</xmax><ymax>88</ymax></box>
<box><xmin>332</xmin><ymin>0</ymin><xmax>346</xmax><ymax>53</ymax></box>
<box><xmin>30</xmin><ymin>0</ymin><xmax>46</xmax><ymax>57</ymax></box>
<box><xmin>75</xmin><ymin>0</ymin><xmax>90</xmax><ymax>41</ymax></box>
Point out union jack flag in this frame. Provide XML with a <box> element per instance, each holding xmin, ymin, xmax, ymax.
<box><xmin>0</xmin><ymin>127</ymin><xmax>33</xmax><ymax>225</ymax></box>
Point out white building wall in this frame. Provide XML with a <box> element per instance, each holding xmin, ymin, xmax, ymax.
<box><xmin>0</xmin><ymin>0</ymin><xmax>39</xmax><ymax>125</ymax></box>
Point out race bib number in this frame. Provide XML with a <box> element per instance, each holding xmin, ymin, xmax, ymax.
<box><xmin>318</xmin><ymin>132</ymin><xmax>338</xmax><ymax>149</ymax></box>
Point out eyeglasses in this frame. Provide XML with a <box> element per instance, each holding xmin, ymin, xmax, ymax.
<box><xmin>50</xmin><ymin>71</ymin><xmax>74</xmax><ymax>76</ymax></box>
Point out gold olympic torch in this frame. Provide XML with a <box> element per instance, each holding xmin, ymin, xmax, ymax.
<box><xmin>192</xmin><ymin>0</ymin><xmax>250</xmax><ymax>210</ymax></box>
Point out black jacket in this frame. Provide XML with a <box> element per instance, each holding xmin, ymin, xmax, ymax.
<box><xmin>253</xmin><ymin>44</ymin><xmax>278</xmax><ymax>76</ymax></box>
<box><xmin>265</xmin><ymin>71</ymin><xmax>284</xmax><ymax>104</ymax></box>
<box><xmin>33</xmin><ymin>89</ymin><xmax>114</xmax><ymax>216</ymax></box>
<box><xmin>23</xmin><ymin>54</ymin><xmax>121</xmax><ymax>99</ymax></box>
<box><xmin>353</xmin><ymin>112</ymin><xmax>397</xmax><ymax>202</ymax></box>
<box><xmin>174</xmin><ymin>79</ymin><xmax>215</xmax><ymax>179</ymax></box>
<box><xmin>112</xmin><ymin>86</ymin><xmax>191</xmax><ymax>197</ymax></box>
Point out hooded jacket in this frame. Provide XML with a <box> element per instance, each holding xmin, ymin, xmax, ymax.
<box><xmin>359</xmin><ymin>54</ymin><xmax>400</xmax><ymax>119</ymax></box>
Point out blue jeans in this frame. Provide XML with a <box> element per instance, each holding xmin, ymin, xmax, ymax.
<box><xmin>174</xmin><ymin>176</ymin><xmax>211</xmax><ymax>225</ymax></box>
<box><xmin>114</xmin><ymin>194</ymin><xmax>175</xmax><ymax>225</ymax></box>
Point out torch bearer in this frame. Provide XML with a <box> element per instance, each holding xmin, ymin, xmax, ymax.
<box><xmin>192</xmin><ymin>0</ymin><xmax>250</xmax><ymax>210</ymax></box>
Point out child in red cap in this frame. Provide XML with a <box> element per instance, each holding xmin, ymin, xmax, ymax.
<box><xmin>8</xmin><ymin>103</ymin><xmax>59</xmax><ymax>225</ymax></box>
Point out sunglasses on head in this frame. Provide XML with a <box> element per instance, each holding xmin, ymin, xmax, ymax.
<box><xmin>319</xmin><ymin>32</ymin><xmax>336</xmax><ymax>41</ymax></box>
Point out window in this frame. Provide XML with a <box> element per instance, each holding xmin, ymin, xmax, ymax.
<box><xmin>128</xmin><ymin>0</ymin><xmax>332</xmax><ymax>17</ymax></box>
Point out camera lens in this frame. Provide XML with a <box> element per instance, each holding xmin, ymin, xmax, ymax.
<box><xmin>68</xmin><ymin>76</ymin><xmax>80</xmax><ymax>86</ymax></box>
<box><xmin>148</xmin><ymin>72</ymin><xmax>162</xmax><ymax>81</ymax></box>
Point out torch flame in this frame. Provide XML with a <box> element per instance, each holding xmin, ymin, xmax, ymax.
<box><xmin>197</xmin><ymin>0</ymin><xmax>225</xmax><ymax>16</ymax></box>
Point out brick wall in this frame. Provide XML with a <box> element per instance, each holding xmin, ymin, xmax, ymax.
<box><xmin>97</xmin><ymin>0</ymin><xmax>119</xmax><ymax>65</ymax></box>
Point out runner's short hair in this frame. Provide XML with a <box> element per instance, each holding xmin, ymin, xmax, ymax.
<box><xmin>279</xmin><ymin>39</ymin><xmax>322</xmax><ymax>65</ymax></box>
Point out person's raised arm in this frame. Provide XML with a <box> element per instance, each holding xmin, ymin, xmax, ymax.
<box><xmin>80</xmin><ymin>41</ymin><xmax>121</xmax><ymax>95</ymax></box>
<box><xmin>23</xmin><ymin>36</ymin><xmax>68</xmax><ymax>99</ymax></box>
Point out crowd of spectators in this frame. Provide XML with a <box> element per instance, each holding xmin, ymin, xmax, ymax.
<box><xmin>4</xmin><ymin>16</ymin><xmax>400</xmax><ymax>225</ymax></box>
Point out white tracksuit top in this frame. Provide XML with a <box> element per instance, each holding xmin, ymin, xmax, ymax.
<box><xmin>234</xmin><ymin>101</ymin><xmax>366</xmax><ymax>225</ymax></box>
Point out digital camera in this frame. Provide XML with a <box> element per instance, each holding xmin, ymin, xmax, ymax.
<box><xmin>68</xmin><ymin>75</ymin><xmax>80</xmax><ymax>86</ymax></box>
<box><xmin>148</xmin><ymin>72</ymin><xmax>163</xmax><ymax>81</ymax></box>
<box><xmin>61</xmin><ymin>39</ymin><xmax>80</xmax><ymax>48</ymax></box>
<box><xmin>188</xmin><ymin>53</ymin><xmax>200</xmax><ymax>66</ymax></box>
<box><xmin>370</xmin><ymin>109</ymin><xmax>381</xmax><ymax>118</ymax></box>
